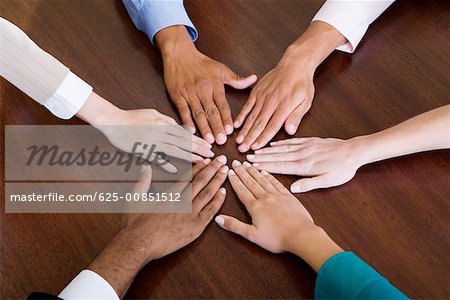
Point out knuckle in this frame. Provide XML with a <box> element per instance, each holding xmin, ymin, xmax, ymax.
<box><xmin>206</xmin><ymin>107</ymin><xmax>220</xmax><ymax>117</ymax></box>
<box><xmin>194</xmin><ymin>109</ymin><xmax>206</xmax><ymax>117</ymax></box>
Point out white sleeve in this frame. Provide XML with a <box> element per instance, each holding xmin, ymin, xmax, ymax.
<box><xmin>58</xmin><ymin>270</ymin><xmax>119</xmax><ymax>300</ymax></box>
<box><xmin>0</xmin><ymin>17</ymin><xmax>92</xmax><ymax>119</ymax></box>
<box><xmin>312</xmin><ymin>0</ymin><xmax>395</xmax><ymax>53</ymax></box>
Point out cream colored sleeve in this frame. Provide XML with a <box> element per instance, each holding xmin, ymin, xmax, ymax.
<box><xmin>0</xmin><ymin>17</ymin><xmax>92</xmax><ymax>119</ymax></box>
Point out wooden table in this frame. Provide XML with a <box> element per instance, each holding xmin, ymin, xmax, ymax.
<box><xmin>1</xmin><ymin>0</ymin><xmax>449</xmax><ymax>298</ymax></box>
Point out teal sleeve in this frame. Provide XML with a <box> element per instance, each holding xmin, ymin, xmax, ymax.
<box><xmin>315</xmin><ymin>252</ymin><xmax>408</xmax><ymax>299</ymax></box>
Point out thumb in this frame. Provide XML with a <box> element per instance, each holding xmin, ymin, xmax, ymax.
<box><xmin>215</xmin><ymin>215</ymin><xmax>253</xmax><ymax>240</ymax></box>
<box><xmin>223</xmin><ymin>66</ymin><xmax>257</xmax><ymax>89</ymax></box>
<box><xmin>284</xmin><ymin>102</ymin><xmax>310</xmax><ymax>135</ymax></box>
<box><xmin>133</xmin><ymin>165</ymin><xmax>153</xmax><ymax>193</ymax></box>
<box><xmin>290</xmin><ymin>176</ymin><xmax>329</xmax><ymax>193</ymax></box>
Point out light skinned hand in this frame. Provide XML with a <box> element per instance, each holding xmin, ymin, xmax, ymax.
<box><xmin>214</xmin><ymin>160</ymin><xmax>342</xmax><ymax>271</ymax></box>
<box><xmin>156</xmin><ymin>26</ymin><xmax>257</xmax><ymax>145</ymax></box>
<box><xmin>247</xmin><ymin>137</ymin><xmax>362</xmax><ymax>193</ymax></box>
<box><xmin>234</xmin><ymin>21</ymin><xmax>347</xmax><ymax>153</ymax></box>
<box><xmin>234</xmin><ymin>54</ymin><xmax>314</xmax><ymax>152</ymax></box>
<box><xmin>77</xmin><ymin>92</ymin><xmax>215</xmax><ymax>173</ymax></box>
<box><xmin>89</xmin><ymin>155</ymin><xmax>228</xmax><ymax>297</ymax></box>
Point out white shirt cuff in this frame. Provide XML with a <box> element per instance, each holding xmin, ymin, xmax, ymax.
<box><xmin>43</xmin><ymin>71</ymin><xmax>92</xmax><ymax>119</ymax></box>
<box><xmin>58</xmin><ymin>270</ymin><xmax>119</xmax><ymax>300</ymax></box>
<box><xmin>312</xmin><ymin>0</ymin><xmax>394</xmax><ymax>54</ymax></box>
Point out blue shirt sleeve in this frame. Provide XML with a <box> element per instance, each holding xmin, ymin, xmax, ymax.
<box><xmin>315</xmin><ymin>252</ymin><xmax>408</xmax><ymax>299</ymax></box>
<box><xmin>122</xmin><ymin>0</ymin><xmax>198</xmax><ymax>45</ymax></box>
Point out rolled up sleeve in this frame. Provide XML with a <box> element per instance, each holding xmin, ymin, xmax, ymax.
<box><xmin>123</xmin><ymin>0</ymin><xmax>198</xmax><ymax>45</ymax></box>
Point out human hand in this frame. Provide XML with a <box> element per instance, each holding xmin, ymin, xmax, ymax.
<box><xmin>156</xmin><ymin>26</ymin><xmax>257</xmax><ymax>145</ymax></box>
<box><xmin>234</xmin><ymin>21</ymin><xmax>347</xmax><ymax>153</ymax></box>
<box><xmin>234</xmin><ymin>52</ymin><xmax>315</xmax><ymax>152</ymax></box>
<box><xmin>89</xmin><ymin>155</ymin><xmax>228</xmax><ymax>297</ymax></box>
<box><xmin>77</xmin><ymin>92</ymin><xmax>214</xmax><ymax>172</ymax></box>
<box><xmin>247</xmin><ymin>137</ymin><xmax>364</xmax><ymax>193</ymax></box>
<box><xmin>215</xmin><ymin>160</ymin><xmax>342</xmax><ymax>271</ymax></box>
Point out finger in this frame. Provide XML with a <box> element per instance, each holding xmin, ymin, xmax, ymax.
<box><xmin>238</xmin><ymin>101</ymin><xmax>275</xmax><ymax>152</ymax></box>
<box><xmin>172</xmin><ymin>97</ymin><xmax>196</xmax><ymax>134</ymax></box>
<box><xmin>260</xmin><ymin>170</ymin><xmax>289</xmax><ymax>193</ymax></box>
<box><xmin>215</xmin><ymin>215</ymin><xmax>254</xmax><ymax>241</ymax></box>
<box><xmin>236</xmin><ymin>99</ymin><xmax>263</xmax><ymax>146</ymax></box>
<box><xmin>228</xmin><ymin>168</ymin><xmax>255</xmax><ymax>207</ymax></box>
<box><xmin>152</xmin><ymin>142</ymin><xmax>194</xmax><ymax>162</ymax></box>
<box><xmin>132</xmin><ymin>165</ymin><xmax>152</xmax><ymax>194</ymax></box>
<box><xmin>232</xmin><ymin>160</ymin><xmax>265</xmax><ymax>197</ymax></box>
<box><xmin>246</xmin><ymin>150</ymin><xmax>302</xmax><ymax>163</ymax></box>
<box><xmin>234</xmin><ymin>90</ymin><xmax>257</xmax><ymax>129</ymax></box>
<box><xmin>189</xmin><ymin>97</ymin><xmax>215</xmax><ymax>144</ymax></box>
<box><xmin>199</xmin><ymin>187</ymin><xmax>226</xmax><ymax>222</ymax></box>
<box><xmin>252</xmin><ymin>107</ymin><xmax>291</xmax><ymax>150</ymax></box>
<box><xmin>202</xmin><ymin>99</ymin><xmax>227</xmax><ymax>145</ymax></box>
<box><xmin>284</xmin><ymin>101</ymin><xmax>311</xmax><ymax>135</ymax></box>
<box><xmin>290</xmin><ymin>175</ymin><xmax>332</xmax><ymax>193</ymax></box>
<box><xmin>252</xmin><ymin>161</ymin><xmax>299</xmax><ymax>175</ymax></box>
<box><xmin>252</xmin><ymin>144</ymin><xmax>304</xmax><ymax>156</ymax></box>
<box><xmin>213</xmin><ymin>84</ymin><xmax>234</xmax><ymax>135</ymax></box>
<box><xmin>222</xmin><ymin>65</ymin><xmax>257</xmax><ymax>89</ymax></box>
<box><xmin>192</xmin><ymin>158</ymin><xmax>211</xmax><ymax>177</ymax></box>
<box><xmin>242</xmin><ymin>161</ymin><xmax>276</xmax><ymax>193</ymax></box>
<box><xmin>193</xmin><ymin>165</ymin><xmax>228</xmax><ymax>213</ymax></box>
<box><xmin>269</xmin><ymin>137</ymin><xmax>312</xmax><ymax>147</ymax></box>
<box><xmin>191</xmin><ymin>155</ymin><xmax>227</xmax><ymax>198</ymax></box>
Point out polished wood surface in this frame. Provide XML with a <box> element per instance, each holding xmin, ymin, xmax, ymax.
<box><xmin>1</xmin><ymin>0</ymin><xmax>449</xmax><ymax>298</ymax></box>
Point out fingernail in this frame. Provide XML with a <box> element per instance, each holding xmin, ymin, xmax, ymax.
<box><xmin>215</xmin><ymin>215</ymin><xmax>225</xmax><ymax>226</ymax></box>
<box><xmin>228</xmin><ymin>169</ymin><xmax>236</xmax><ymax>176</ymax></box>
<box><xmin>243</xmin><ymin>161</ymin><xmax>251</xmax><ymax>168</ymax></box>
<box><xmin>287</xmin><ymin>124</ymin><xmax>296</xmax><ymax>135</ymax></box>
<box><xmin>261</xmin><ymin>170</ymin><xmax>269</xmax><ymax>175</ymax></box>
<box><xmin>203</xmin><ymin>158</ymin><xmax>211</xmax><ymax>165</ymax></box>
<box><xmin>251</xmin><ymin>143</ymin><xmax>259</xmax><ymax>150</ymax></box>
<box><xmin>270</xmin><ymin>142</ymin><xmax>277</xmax><ymax>146</ymax></box>
<box><xmin>206</xmin><ymin>133</ymin><xmax>215</xmax><ymax>144</ymax></box>
<box><xmin>217</xmin><ymin>133</ymin><xmax>227</xmax><ymax>145</ymax></box>
<box><xmin>207</xmin><ymin>150</ymin><xmax>215</xmax><ymax>157</ymax></box>
<box><xmin>253</xmin><ymin>163</ymin><xmax>259</xmax><ymax>167</ymax></box>
<box><xmin>220</xmin><ymin>165</ymin><xmax>229</xmax><ymax>173</ymax></box>
<box><xmin>291</xmin><ymin>185</ymin><xmax>301</xmax><ymax>193</ymax></box>
<box><xmin>225</xmin><ymin>125</ymin><xmax>233</xmax><ymax>135</ymax></box>
<box><xmin>236</xmin><ymin>135</ymin><xmax>244</xmax><ymax>144</ymax></box>
<box><xmin>232</xmin><ymin>160</ymin><xmax>241</xmax><ymax>167</ymax></box>
<box><xmin>254</xmin><ymin>150</ymin><xmax>262</xmax><ymax>154</ymax></box>
<box><xmin>238</xmin><ymin>145</ymin><xmax>247</xmax><ymax>153</ymax></box>
<box><xmin>219</xmin><ymin>187</ymin><xmax>226</xmax><ymax>194</ymax></box>
<box><xmin>189</xmin><ymin>126</ymin><xmax>196</xmax><ymax>134</ymax></box>
<box><xmin>234</xmin><ymin>121</ymin><xmax>240</xmax><ymax>128</ymax></box>
<box><xmin>247</xmin><ymin>154</ymin><xmax>255</xmax><ymax>160</ymax></box>
<box><xmin>217</xmin><ymin>155</ymin><xmax>227</xmax><ymax>164</ymax></box>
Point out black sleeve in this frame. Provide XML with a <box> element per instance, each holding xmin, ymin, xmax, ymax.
<box><xmin>28</xmin><ymin>292</ymin><xmax>63</xmax><ymax>300</ymax></box>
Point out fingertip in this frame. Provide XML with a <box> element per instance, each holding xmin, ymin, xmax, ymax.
<box><xmin>219</xmin><ymin>187</ymin><xmax>226</xmax><ymax>194</ymax></box>
<box><xmin>225</xmin><ymin>124</ymin><xmax>234</xmax><ymax>135</ymax></box>
<box><xmin>285</xmin><ymin>123</ymin><xmax>297</xmax><ymax>135</ymax></box>
<box><xmin>290</xmin><ymin>184</ymin><xmax>301</xmax><ymax>193</ymax></box>
<box><xmin>215</xmin><ymin>215</ymin><xmax>225</xmax><ymax>226</ymax></box>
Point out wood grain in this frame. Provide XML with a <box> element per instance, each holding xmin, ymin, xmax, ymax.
<box><xmin>1</xmin><ymin>0</ymin><xmax>449</xmax><ymax>298</ymax></box>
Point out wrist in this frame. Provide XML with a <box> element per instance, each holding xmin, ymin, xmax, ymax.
<box><xmin>348</xmin><ymin>135</ymin><xmax>378</xmax><ymax>167</ymax></box>
<box><xmin>156</xmin><ymin>25</ymin><xmax>197</xmax><ymax>60</ymax></box>
<box><xmin>284</xmin><ymin>20</ymin><xmax>346</xmax><ymax>72</ymax></box>
<box><xmin>287</xmin><ymin>225</ymin><xmax>344</xmax><ymax>272</ymax></box>
<box><xmin>76</xmin><ymin>92</ymin><xmax>124</xmax><ymax>127</ymax></box>
<box><xmin>88</xmin><ymin>229</ymin><xmax>150</xmax><ymax>298</ymax></box>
